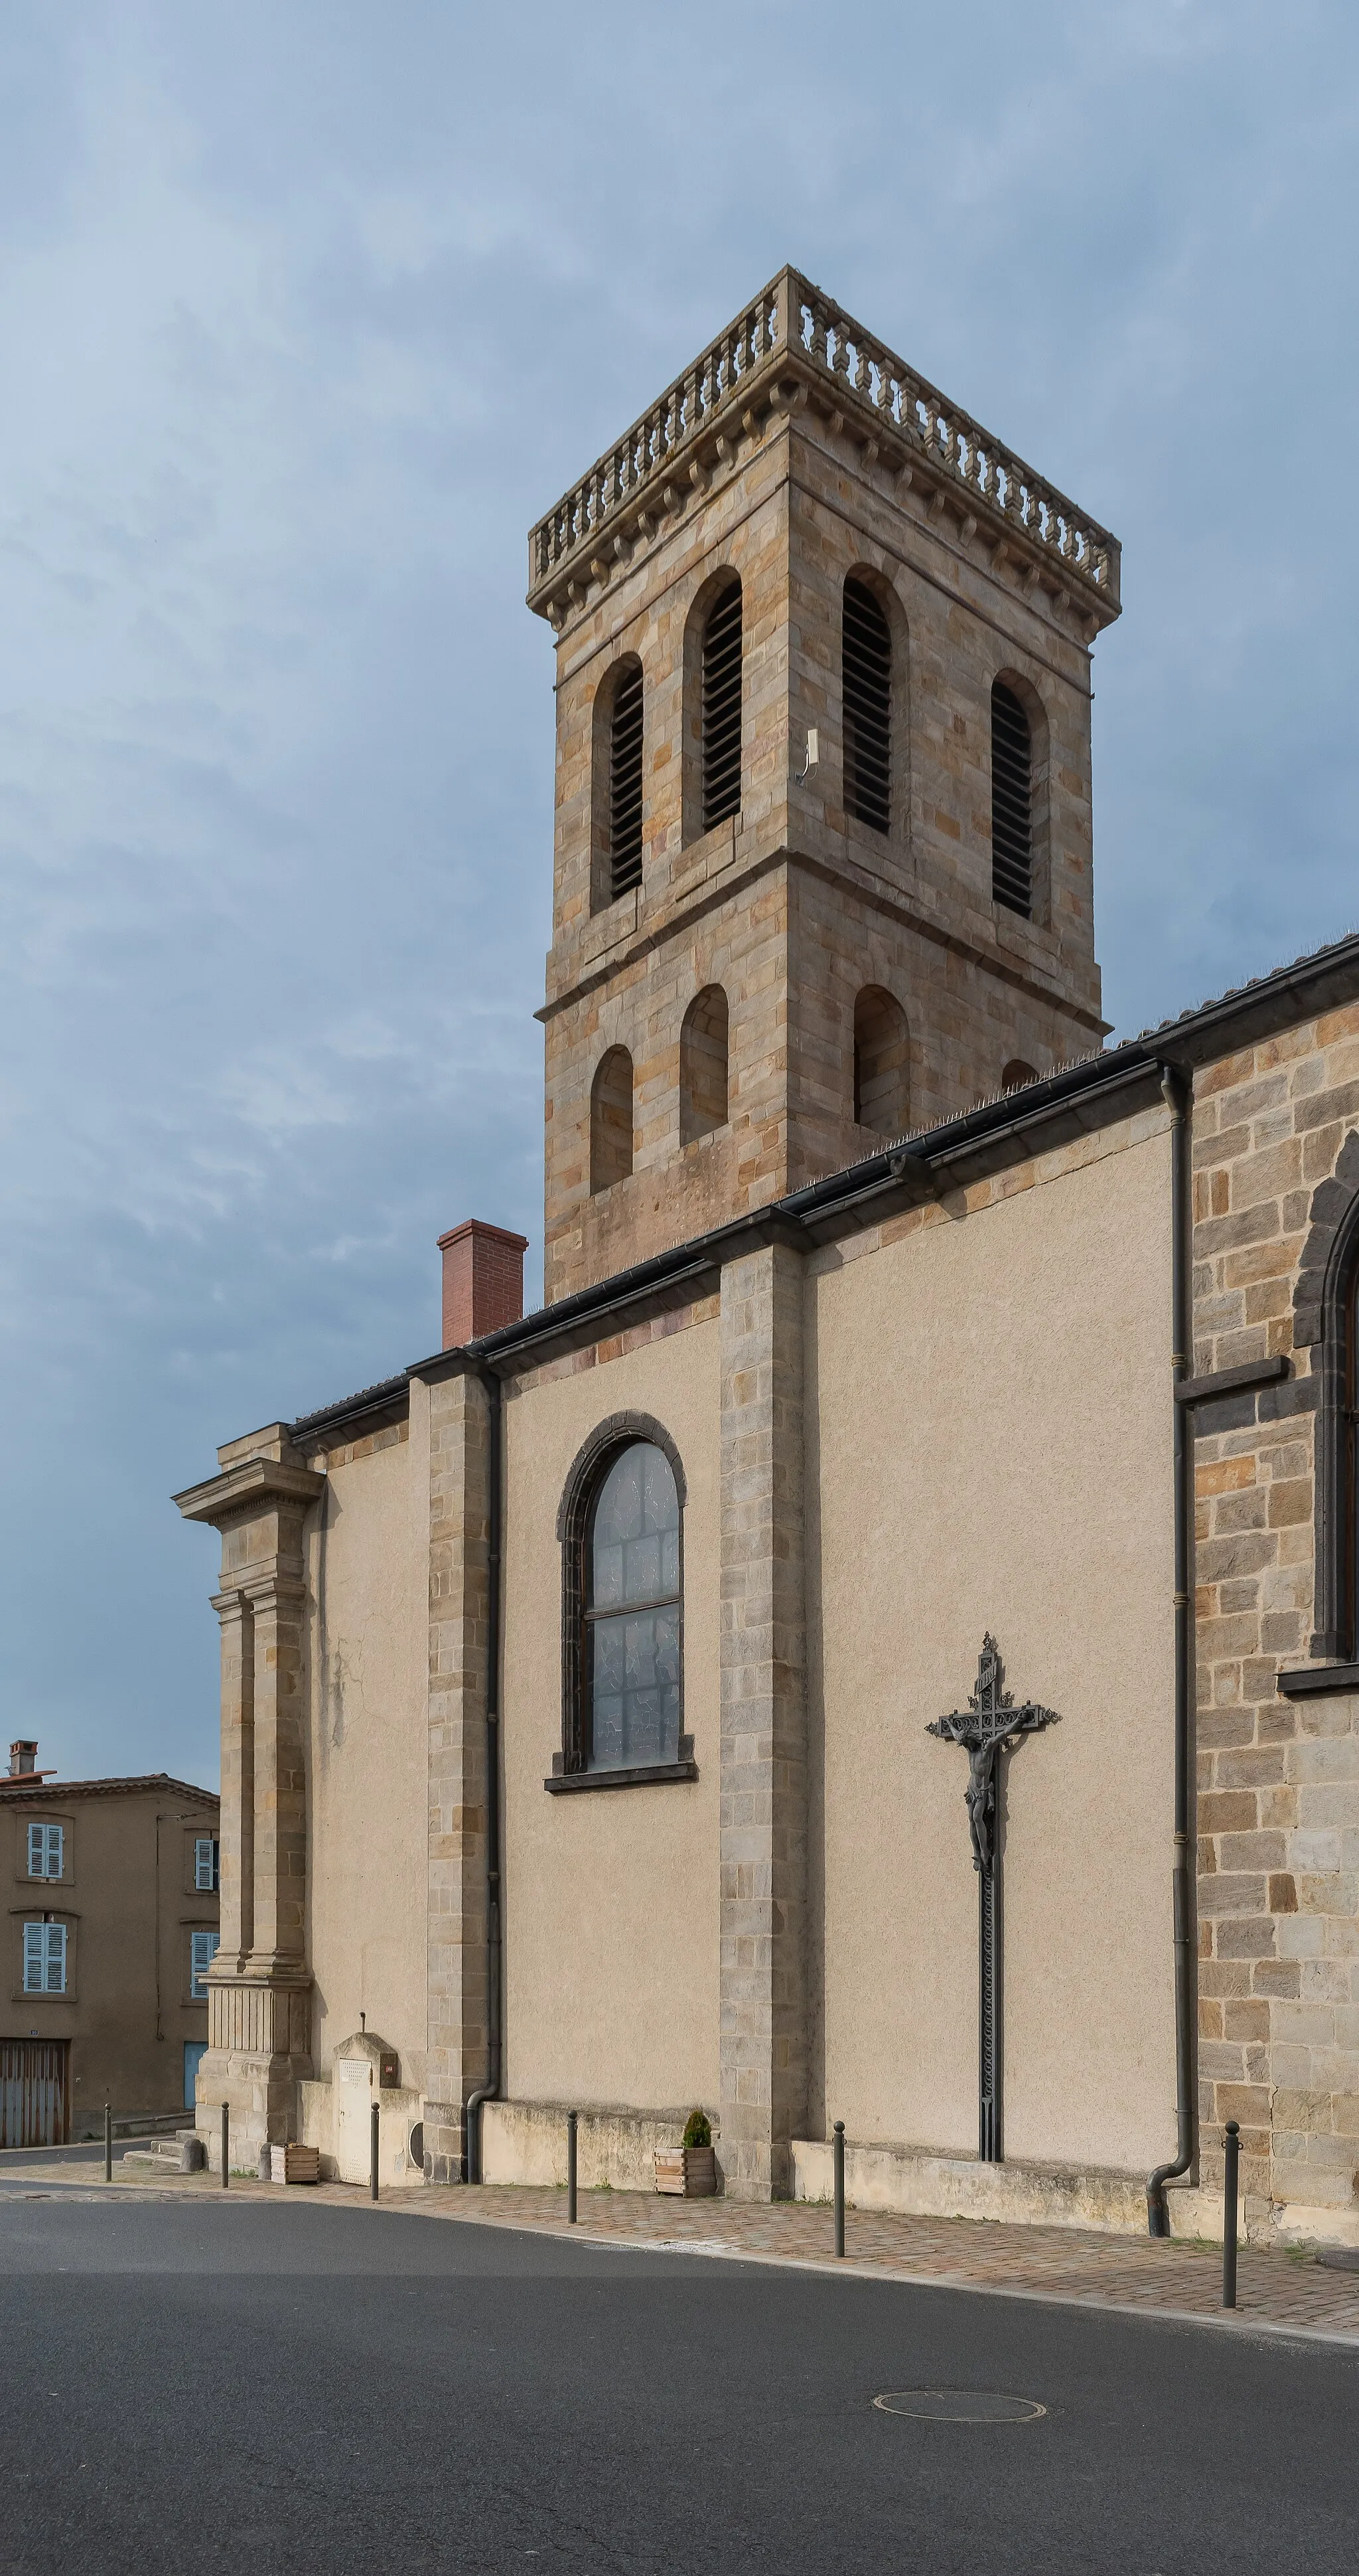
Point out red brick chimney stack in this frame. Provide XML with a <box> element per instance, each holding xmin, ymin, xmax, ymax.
<box><xmin>9</xmin><ymin>1740</ymin><xmax>39</xmax><ymax>1779</ymax></box>
<box><xmin>438</xmin><ymin>1220</ymin><xmax>529</xmax><ymax>1351</ymax></box>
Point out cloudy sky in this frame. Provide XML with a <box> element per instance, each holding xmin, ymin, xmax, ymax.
<box><xmin>2</xmin><ymin>0</ymin><xmax>1356</xmax><ymax>1787</ymax></box>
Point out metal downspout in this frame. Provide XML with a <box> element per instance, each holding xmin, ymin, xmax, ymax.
<box><xmin>1147</xmin><ymin>1065</ymin><xmax>1195</xmax><ymax>2235</ymax></box>
<box><xmin>463</xmin><ymin>1365</ymin><xmax>504</xmax><ymax>2185</ymax></box>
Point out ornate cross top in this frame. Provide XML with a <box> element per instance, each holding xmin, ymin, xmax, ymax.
<box><xmin>928</xmin><ymin>1633</ymin><xmax>1060</xmax><ymax>1875</ymax></box>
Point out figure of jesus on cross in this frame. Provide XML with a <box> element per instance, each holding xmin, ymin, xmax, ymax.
<box><xmin>928</xmin><ymin>1633</ymin><xmax>1060</xmax><ymax>1875</ymax></box>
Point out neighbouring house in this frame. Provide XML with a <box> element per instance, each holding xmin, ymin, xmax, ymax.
<box><xmin>174</xmin><ymin>268</ymin><xmax>1359</xmax><ymax>2249</ymax></box>
<box><xmin>1</xmin><ymin>1741</ymin><xmax>220</xmax><ymax>2145</ymax></box>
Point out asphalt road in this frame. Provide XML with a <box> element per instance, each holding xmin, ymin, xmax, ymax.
<box><xmin>1</xmin><ymin>2196</ymin><xmax>1356</xmax><ymax>2575</ymax></box>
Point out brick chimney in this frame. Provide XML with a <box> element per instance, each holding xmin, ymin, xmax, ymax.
<box><xmin>9</xmin><ymin>1740</ymin><xmax>38</xmax><ymax>1779</ymax></box>
<box><xmin>438</xmin><ymin>1220</ymin><xmax>529</xmax><ymax>1351</ymax></box>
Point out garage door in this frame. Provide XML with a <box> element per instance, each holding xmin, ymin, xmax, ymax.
<box><xmin>0</xmin><ymin>2038</ymin><xmax>70</xmax><ymax>2147</ymax></box>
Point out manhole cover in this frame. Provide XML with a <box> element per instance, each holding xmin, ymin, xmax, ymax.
<box><xmin>873</xmin><ymin>2390</ymin><xmax>1046</xmax><ymax>2424</ymax></box>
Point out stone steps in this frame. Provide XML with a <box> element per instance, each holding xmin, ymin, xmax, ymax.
<box><xmin>121</xmin><ymin>2132</ymin><xmax>206</xmax><ymax>2176</ymax></box>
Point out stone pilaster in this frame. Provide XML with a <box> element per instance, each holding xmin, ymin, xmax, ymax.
<box><xmin>210</xmin><ymin>1587</ymin><xmax>253</xmax><ymax>1972</ymax></box>
<box><xmin>421</xmin><ymin>1369</ymin><xmax>494</xmax><ymax>2182</ymax></box>
<box><xmin>175</xmin><ymin>1430</ymin><xmax>324</xmax><ymax>2169</ymax></box>
<box><xmin>719</xmin><ymin>1235</ymin><xmax>808</xmax><ymax>2199</ymax></box>
<box><xmin>244</xmin><ymin>1572</ymin><xmax>309</xmax><ymax>1975</ymax></box>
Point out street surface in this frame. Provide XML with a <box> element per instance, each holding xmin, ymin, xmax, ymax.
<box><xmin>1</xmin><ymin>2194</ymin><xmax>1355</xmax><ymax>2574</ymax></box>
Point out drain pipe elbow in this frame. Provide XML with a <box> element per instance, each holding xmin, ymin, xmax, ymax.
<box><xmin>1148</xmin><ymin>1063</ymin><xmax>1195</xmax><ymax>2237</ymax></box>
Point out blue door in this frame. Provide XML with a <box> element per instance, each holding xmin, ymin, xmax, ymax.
<box><xmin>183</xmin><ymin>2041</ymin><xmax>207</xmax><ymax>2109</ymax></box>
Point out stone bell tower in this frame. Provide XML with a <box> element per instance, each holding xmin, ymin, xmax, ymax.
<box><xmin>530</xmin><ymin>267</ymin><xmax>1121</xmax><ymax>1302</ymax></box>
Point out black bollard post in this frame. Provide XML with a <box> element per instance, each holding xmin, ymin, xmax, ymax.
<box><xmin>370</xmin><ymin>2099</ymin><xmax>380</xmax><ymax>2203</ymax></box>
<box><xmin>567</xmin><ymin>2108</ymin><xmax>578</xmax><ymax>2224</ymax></box>
<box><xmin>833</xmin><ymin>2120</ymin><xmax>845</xmax><ymax>2259</ymax></box>
<box><xmin>220</xmin><ymin>2101</ymin><xmax>229</xmax><ymax>2190</ymax></box>
<box><xmin>1222</xmin><ymin>2119</ymin><xmax>1240</xmax><ymax>2309</ymax></box>
<box><xmin>104</xmin><ymin>2102</ymin><xmax>112</xmax><ymax>2184</ymax></box>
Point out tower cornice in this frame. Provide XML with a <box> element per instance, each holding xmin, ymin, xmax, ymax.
<box><xmin>527</xmin><ymin>266</ymin><xmax>1121</xmax><ymax>643</ymax></box>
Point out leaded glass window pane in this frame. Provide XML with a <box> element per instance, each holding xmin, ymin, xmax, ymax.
<box><xmin>586</xmin><ymin>1442</ymin><xmax>681</xmax><ymax>1770</ymax></box>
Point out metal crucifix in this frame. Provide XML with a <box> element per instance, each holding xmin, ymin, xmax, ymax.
<box><xmin>928</xmin><ymin>1635</ymin><xmax>1060</xmax><ymax>2163</ymax></box>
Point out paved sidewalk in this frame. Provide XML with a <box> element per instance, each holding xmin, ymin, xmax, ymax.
<box><xmin>5</xmin><ymin>2159</ymin><xmax>1359</xmax><ymax>2342</ymax></box>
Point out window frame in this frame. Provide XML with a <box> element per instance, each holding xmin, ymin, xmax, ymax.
<box><xmin>1299</xmin><ymin>1144</ymin><xmax>1359</xmax><ymax>1661</ymax></box>
<box><xmin>591</xmin><ymin>652</ymin><xmax>645</xmax><ymax>913</ymax></box>
<box><xmin>194</xmin><ymin>1835</ymin><xmax>220</xmax><ymax>1893</ymax></box>
<box><xmin>23</xmin><ymin>1920</ymin><xmax>67</xmax><ymax>1995</ymax></box>
<box><xmin>989</xmin><ymin>670</ymin><xmax>1051</xmax><ymax>927</ymax></box>
<box><xmin>189</xmin><ymin>1928</ymin><xmax>220</xmax><ymax>2001</ymax></box>
<box><xmin>547</xmin><ymin>1412</ymin><xmax>695</xmax><ymax>1794</ymax></box>
<box><xmin>27</xmin><ymin>1822</ymin><xmax>64</xmax><ymax>1881</ymax></box>
<box><xmin>842</xmin><ymin>572</ymin><xmax>893</xmax><ymax>836</ymax></box>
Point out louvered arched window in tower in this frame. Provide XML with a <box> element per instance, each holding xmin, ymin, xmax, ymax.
<box><xmin>607</xmin><ymin>658</ymin><xmax>644</xmax><ymax>899</ymax></box>
<box><xmin>991</xmin><ymin>680</ymin><xmax>1033</xmax><ymax>918</ymax></box>
<box><xmin>843</xmin><ymin>577</ymin><xmax>892</xmax><ymax>834</ymax></box>
<box><xmin>701</xmin><ymin>578</ymin><xmax>743</xmax><ymax>832</ymax></box>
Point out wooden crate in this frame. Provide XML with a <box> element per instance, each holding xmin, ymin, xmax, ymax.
<box><xmin>269</xmin><ymin>2142</ymin><xmax>321</xmax><ymax>2186</ymax></box>
<box><xmin>654</xmin><ymin>2145</ymin><xmax>717</xmax><ymax>2197</ymax></box>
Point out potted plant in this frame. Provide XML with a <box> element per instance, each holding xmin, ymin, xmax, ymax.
<box><xmin>655</xmin><ymin>2109</ymin><xmax>717</xmax><ymax>2197</ymax></box>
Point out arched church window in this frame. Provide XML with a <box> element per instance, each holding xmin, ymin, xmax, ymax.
<box><xmin>680</xmin><ymin>985</ymin><xmax>729</xmax><ymax>1144</ymax></box>
<box><xmin>607</xmin><ymin>657</ymin><xmax>644</xmax><ymax>899</ymax></box>
<box><xmin>584</xmin><ymin>1442</ymin><xmax>682</xmax><ymax>1772</ymax></box>
<box><xmin>552</xmin><ymin>1416</ymin><xmax>692</xmax><ymax>1788</ymax></box>
<box><xmin>1003</xmin><ymin>1059</ymin><xmax>1038</xmax><ymax>1092</ymax></box>
<box><xmin>853</xmin><ymin>986</ymin><xmax>910</xmax><ymax>1136</ymax></box>
<box><xmin>590</xmin><ymin>1047</ymin><xmax>633</xmax><ymax>1193</ymax></box>
<box><xmin>701</xmin><ymin>577</ymin><xmax>743</xmax><ymax>832</ymax></box>
<box><xmin>1286</xmin><ymin>1138</ymin><xmax>1359</xmax><ymax>1663</ymax></box>
<box><xmin>991</xmin><ymin>680</ymin><xmax>1033</xmax><ymax>919</ymax></box>
<box><xmin>843</xmin><ymin>576</ymin><xmax>892</xmax><ymax>834</ymax></box>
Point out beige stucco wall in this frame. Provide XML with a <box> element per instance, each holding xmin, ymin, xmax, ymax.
<box><xmin>304</xmin><ymin>1415</ymin><xmax>428</xmax><ymax>2088</ymax></box>
<box><xmin>502</xmin><ymin>1316</ymin><xmax>721</xmax><ymax>2115</ymax></box>
<box><xmin>807</xmin><ymin>1117</ymin><xmax>1177</xmax><ymax>2172</ymax></box>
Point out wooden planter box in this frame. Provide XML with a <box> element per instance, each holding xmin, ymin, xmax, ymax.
<box><xmin>655</xmin><ymin>2145</ymin><xmax>717</xmax><ymax>2198</ymax></box>
<box><xmin>269</xmin><ymin>2142</ymin><xmax>321</xmax><ymax>2186</ymax></box>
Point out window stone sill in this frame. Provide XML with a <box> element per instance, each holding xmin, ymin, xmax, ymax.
<box><xmin>544</xmin><ymin>1759</ymin><xmax>699</xmax><ymax>1795</ymax></box>
<box><xmin>1277</xmin><ymin>1663</ymin><xmax>1359</xmax><ymax>1699</ymax></box>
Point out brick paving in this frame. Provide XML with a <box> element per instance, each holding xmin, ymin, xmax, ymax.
<box><xmin>6</xmin><ymin>2164</ymin><xmax>1359</xmax><ymax>2343</ymax></box>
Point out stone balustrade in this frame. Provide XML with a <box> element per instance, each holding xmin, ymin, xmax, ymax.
<box><xmin>528</xmin><ymin>267</ymin><xmax>1120</xmax><ymax>625</ymax></box>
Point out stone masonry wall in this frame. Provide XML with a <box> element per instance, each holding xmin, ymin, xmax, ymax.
<box><xmin>1192</xmin><ymin>1003</ymin><xmax>1359</xmax><ymax>2235</ymax></box>
<box><xmin>540</xmin><ymin>388</ymin><xmax>1110</xmax><ymax>1300</ymax></box>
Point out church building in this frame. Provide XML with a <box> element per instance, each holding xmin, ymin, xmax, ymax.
<box><xmin>175</xmin><ymin>269</ymin><xmax>1359</xmax><ymax>2247</ymax></box>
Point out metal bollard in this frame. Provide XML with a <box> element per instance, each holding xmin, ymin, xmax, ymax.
<box><xmin>104</xmin><ymin>2103</ymin><xmax>112</xmax><ymax>2184</ymax></box>
<box><xmin>220</xmin><ymin>2101</ymin><xmax>229</xmax><ymax>2190</ymax></box>
<box><xmin>370</xmin><ymin>2099</ymin><xmax>380</xmax><ymax>2203</ymax></box>
<box><xmin>1222</xmin><ymin>2119</ymin><xmax>1240</xmax><ymax>2309</ymax></box>
<box><xmin>567</xmin><ymin>2108</ymin><xmax>578</xmax><ymax>2224</ymax></box>
<box><xmin>833</xmin><ymin>2121</ymin><xmax>845</xmax><ymax>2259</ymax></box>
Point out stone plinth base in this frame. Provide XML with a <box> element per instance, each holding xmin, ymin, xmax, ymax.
<box><xmin>419</xmin><ymin>2098</ymin><xmax>465</xmax><ymax>2185</ymax></box>
<box><xmin>792</xmin><ymin>2138</ymin><xmax>1213</xmax><ymax>2241</ymax></box>
<box><xmin>1271</xmin><ymin>2201</ymin><xmax>1359</xmax><ymax>2252</ymax></box>
<box><xmin>481</xmin><ymin>2098</ymin><xmax>711</xmax><ymax>2193</ymax></box>
<box><xmin>194</xmin><ymin>2048</ymin><xmax>312</xmax><ymax>2174</ymax></box>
